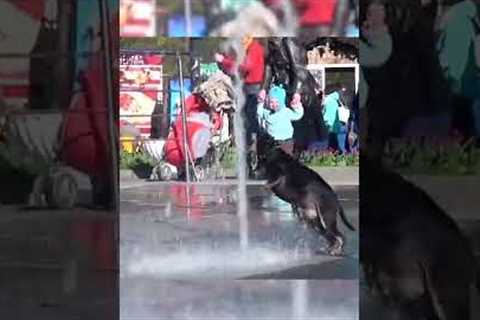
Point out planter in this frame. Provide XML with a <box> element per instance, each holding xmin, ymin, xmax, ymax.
<box><xmin>130</xmin><ymin>165</ymin><xmax>153</xmax><ymax>180</ymax></box>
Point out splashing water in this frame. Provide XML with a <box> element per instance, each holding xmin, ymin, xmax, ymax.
<box><xmin>291</xmin><ymin>280</ymin><xmax>308</xmax><ymax>319</ymax></box>
<box><xmin>279</xmin><ymin>0</ymin><xmax>299</xmax><ymax>36</ymax></box>
<box><xmin>223</xmin><ymin>37</ymin><xmax>249</xmax><ymax>251</ymax></box>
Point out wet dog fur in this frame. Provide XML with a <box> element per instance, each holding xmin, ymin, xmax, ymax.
<box><xmin>263</xmin><ymin>146</ymin><xmax>355</xmax><ymax>256</ymax></box>
<box><xmin>361</xmin><ymin>154</ymin><xmax>480</xmax><ymax>319</ymax></box>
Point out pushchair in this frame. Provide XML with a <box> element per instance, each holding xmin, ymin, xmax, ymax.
<box><xmin>0</xmin><ymin>63</ymin><xmax>115</xmax><ymax>209</ymax></box>
<box><xmin>146</xmin><ymin>103</ymin><xmax>233</xmax><ymax>182</ymax></box>
<box><xmin>146</xmin><ymin>71</ymin><xmax>235</xmax><ymax>182</ymax></box>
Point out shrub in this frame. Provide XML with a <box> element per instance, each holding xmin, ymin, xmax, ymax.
<box><xmin>383</xmin><ymin>136</ymin><xmax>480</xmax><ymax>175</ymax></box>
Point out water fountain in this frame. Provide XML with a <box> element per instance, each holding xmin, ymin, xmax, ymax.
<box><xmin>291</xmin><ymin>280</ymin><xmax>308</xmax><ymax>319</ymax></box>
<box><xmin>222</xmin><ymin>37</ymin><xmax>249</xmax><ymax>251</ymax></box>
<box><xmin>279</xmin><ymin>0</ymin><xmax>299</xmax><ymax>37</ymax></box>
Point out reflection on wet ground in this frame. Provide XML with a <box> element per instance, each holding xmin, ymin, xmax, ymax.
<box><xmin>0</xmin><ymin>207</ymin><xmax>116</xmax><ymax>319</ymax></box>
<box><xmin>120</xmin><ymin>182</ymin><xmax>359</xmax><ymax>280</ymax></box>
<box><xmin>120</xmin><ymin>181</ymin><xmax>359</xmax><ymax>319</ymax></box>
<box><xmin>120</xmin><ymin>279</ymin><xmax>358</xmax><ymax>320</ymax></box>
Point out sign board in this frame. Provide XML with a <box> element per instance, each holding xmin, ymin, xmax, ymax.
<box><xmin>169</xmin><ymin>79</ymin><xmax>192</xmax><ymax>125</ymax></box>
<box><xmin>167</xmin><ymin>15</ymin><xmax>207</xmax><ymax>37</ymax></box>
<box><xmin>221</xmin><ymin>0</ymin><xmax>257</xmax><ymax>11</ymax></box>
<box><xmin>199</xmin><ymin>63</ymin><xmax>220</xmax><ymax>78</ymax></box>
<box><xmin>120</xmin><ymin>0</ymin><xmax>156</xmax><ymax>37</ymax></box>
<box><xmin>119</xmin><ymin>52</ymin><xmax>163</xmax><ymax>138</ymax></box>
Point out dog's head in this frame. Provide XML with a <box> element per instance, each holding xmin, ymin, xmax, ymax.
<box><xmin>264</xmin><ymin>145</ymin><xmax>294</xmax><ymax>168</ymax></box>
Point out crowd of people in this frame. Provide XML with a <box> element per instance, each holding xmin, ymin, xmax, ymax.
<box><xmin>156</xmin><ymin>35</ymin><xmax>359</xmax><ymax>180</ymax></box>
<box><xmin>213</xmin><ymin>35</ymin><xmax>359</xmax><ymax>176</ymax></box>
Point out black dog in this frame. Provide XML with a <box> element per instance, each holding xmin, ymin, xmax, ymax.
<box><xmin>361</xmin><ymin>155</ymin><xmax>480</xmax><ymax>319</ymax></box>
<box><xmin>262</xmin><ymin>145</ymin><xmax>356</xmax><ymax>256</ymax></box>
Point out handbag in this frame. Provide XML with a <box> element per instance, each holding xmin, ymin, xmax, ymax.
<box><xmin>338</xmin><ymin>102</ymin><xmax>350</xmax><ymax>124</ymax></box>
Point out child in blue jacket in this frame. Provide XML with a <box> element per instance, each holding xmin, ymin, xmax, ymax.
<box><xmin>256</xmin><ymin>85</ymin><xmax>304</xmax><ymax>155</ymax></box>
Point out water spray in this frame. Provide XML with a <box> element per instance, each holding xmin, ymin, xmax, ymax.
<box><xmin>223</xmin><ymin>37</ymin><xmax>249</xmax><ymax>251</ymax></box>
<box><xmin>177</xmin><ymin>51</ymin><xmax>192</xmax><ymax>217</ymax></box>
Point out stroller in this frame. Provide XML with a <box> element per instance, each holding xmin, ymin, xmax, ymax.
<box><xmin>0</xmin><ymin>85</ymin><xmax>114</xmax><ymax>208</ymax></box>
<box><xmin>147</xmin><ymin>72</ymin><xmax>235</xmax><ymax>182</ymax></box>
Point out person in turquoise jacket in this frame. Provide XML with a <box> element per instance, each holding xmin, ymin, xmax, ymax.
<box><xmin>256</xmin><ymin>85</ymin><xmax>304</xmax><ymax>156</ymax></box>
<box><xmin>322</xmin><ymin>87</ymin><xmax>349</xmax><ymax>154</ymax></box>
<box><xmin>437</xmin><ymin>0</ymin><xmax>480</xmax><ymax>141</ymax></box>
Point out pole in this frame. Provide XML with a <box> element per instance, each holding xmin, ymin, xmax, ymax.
<box><xmin>99</xmin><ymin>0</ymin><xmax>118</xmax><ymax>212</ymax></box>
<box><xmin>177</xmin><ymin>51</ymin><xmax>191</xmax><ymax>211</ymax></box>
<box><xmin>184</xmin><ymin>0</ymin><xmax>192</xmax><ymax>37</ymax></box>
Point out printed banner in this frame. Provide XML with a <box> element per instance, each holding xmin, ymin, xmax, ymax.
<box><xmin>120</xmin><ymin>52</ymin><xmax>163</xmax><ymax>137</ymax></box>
<box><xmin>120</xmin><ymin>0</ymin><xmax>156</xmax><ymax>37</ymax></box>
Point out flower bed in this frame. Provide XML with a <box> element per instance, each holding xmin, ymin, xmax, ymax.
<box><xmin>120</xmin><ymin>147</ymin><xmax>360</xmax><ymax>173</ymax></box>
<box><xmin>383</xmin><ymin>136</ymin><xmax>480</xmax><ymax>175</ymax></box>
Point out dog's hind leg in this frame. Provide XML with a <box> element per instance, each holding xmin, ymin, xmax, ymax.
<box><xmin>313</xmin><ymin>204</ymin><xmax>327</xmax><ymax>231</ymax></box>
<box><xmin>421</xmin><ymin>262</ymin><xmax>471</xmax><ymax>320</ymax></box>
<box><xmin>319</xmin><ymin>207</ymin><xmax>346</xmax><ymax>256</ymax></box>
<box><xmin>310</xmin><ymin>204</ymin><xmax>344</xmax><ymax>256</ymax></box>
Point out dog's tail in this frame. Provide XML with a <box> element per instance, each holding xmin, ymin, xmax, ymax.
<box><xmin>338</xmin><ymin>206</ymin><xmax>356</xmax><ymax>231</ymax></box>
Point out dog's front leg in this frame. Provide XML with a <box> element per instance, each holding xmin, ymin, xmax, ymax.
<box><xmin>291</xmin><ymin>203</ymin><xmax>301</xmax><ymax>219</ymax></box>
<box><xmin>264</xmin><ymin>176</ymin><xmax>283</xmax><ymax>190</ymax></box>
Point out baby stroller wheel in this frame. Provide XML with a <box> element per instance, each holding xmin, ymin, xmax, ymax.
<box><xmin>215</xmin><ymin>166</ymin><xmax>225</xmax><ymax>179</ymax></box>
<box><xmin>194</xmin><ymin>165</ymin><xmax>206</xmax><ymax>182</ymax></box>
<box><xmin>46</xmin><ymin>169</ymin><xmax>78</xmax><ymax>209</ymax></box>
<box><xmin>160</xmin><ymin>163</ymin><xmax>176</xmax><ymax>181</ymax></box>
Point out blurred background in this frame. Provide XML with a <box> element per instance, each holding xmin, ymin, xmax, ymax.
<box><xmin>120</xmin><ymin>0</ymin><xmax>359</xmax><ymax>38</ymax></box>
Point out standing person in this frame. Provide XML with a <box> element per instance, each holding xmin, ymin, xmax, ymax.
<box><xmin>360</xmin><ymin>0</ymin><xmax>393</xmax><ymax>155</ymax></box>
<box><xmin>295</xmin><ymin>0</ymin><xmax>338</xmax><ymax>38</ymax></box>
<box><xmin>215</xmin><ymin>34</ymin><xmax>266</xmax><ymax>175</ymax></box>
<box><xmin>256</xmin><ymin>85</ymin><xmax>304</xmax><ymax>156</ymax></box>
<box><xmin>437</xmin><ymin>0</ymin><xmax>480</xmax><ymax>143</ymax></box>
<box><xmin>323</xmin><ymin>85</ymin><xmax>347</xmax><ymax>154</ymax></box>
<box><xmin>337</xmin><ymin>90</ymin><xmax>350</xmax><ymax>154</ymax></box>
<box><xmin>347</xmin><ymin>93</ymin><xmax>360</xmax><ymax>152</ymax></box>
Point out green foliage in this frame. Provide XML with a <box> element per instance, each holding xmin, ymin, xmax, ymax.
<box><xmin>383</xmin><ymin>137</ymin><xmax>480</xmax><ymax>175</ymax></box>
<box><xmin>220</xmin><ymin>145</ymin><xmax>237</xmax><ymax>169</ymax></box>
<box><xmin>301</xmin><ymin>150</ymin><xmax>360</xmax><ymax>167</ymax></box>
<box><xmin>119</xmin><ymin>149</ymin><xmax>156</xmax><ymax>170</ymax></box>
<box><xmin>0</xmin><ymin>146</ymin><xmax>36</xmax><ymax>203</ymax></box>
<box><xmin>219</xmin><ymin>145</ymin><xmax>359</xmax><ymax>169</ymax></box>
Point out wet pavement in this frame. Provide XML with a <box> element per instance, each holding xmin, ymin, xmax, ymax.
<box><xmin>121</xmin><ymin>279</ymin><xmax>358</xmax><ymax>320</ymax></box>
<box><xmin>0</xmin><ymin>206</ymin><xmax>117</xmax><ymax>320</ymax></box>
<box><xmin>120</xmin><ymin>181</ymin><xmax>358</xmax><ymax>280</ymax></box>
<box><xmin>120</xmin><ymin>180</ymin><xmax>358</xmax><ymax>319</ymax></box>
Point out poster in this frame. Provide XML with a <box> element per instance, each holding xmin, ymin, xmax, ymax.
<box><xmin>120</xmin><ymin>0</ymin><xmax>156</xmax><ymax>37</ymax></box>
<box><xmin>169</xmin><ymin>79</ymin><xmax>192</xmax><ymax>125</ymax></box>
<box><xmin>120</xmin><ymin>52</ymin><xmax>163</xmax><ymax>138</ymax></box>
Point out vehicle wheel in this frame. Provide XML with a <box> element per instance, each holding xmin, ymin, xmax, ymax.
<box><xmin>46</xmin><ymin>171</ymin><xmax>78</xmax><ymax>209</ymax></box>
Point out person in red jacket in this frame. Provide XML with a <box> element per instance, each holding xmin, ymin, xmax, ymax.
<box><xmin>295</xmin><ymin>0</ymin><xmax>338</xmax><ymax>37</ymax></box>
<box><xmin>215</xmin><ymin>35</ymin><xmax>265</xmax><ymax>177</ymax></box>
